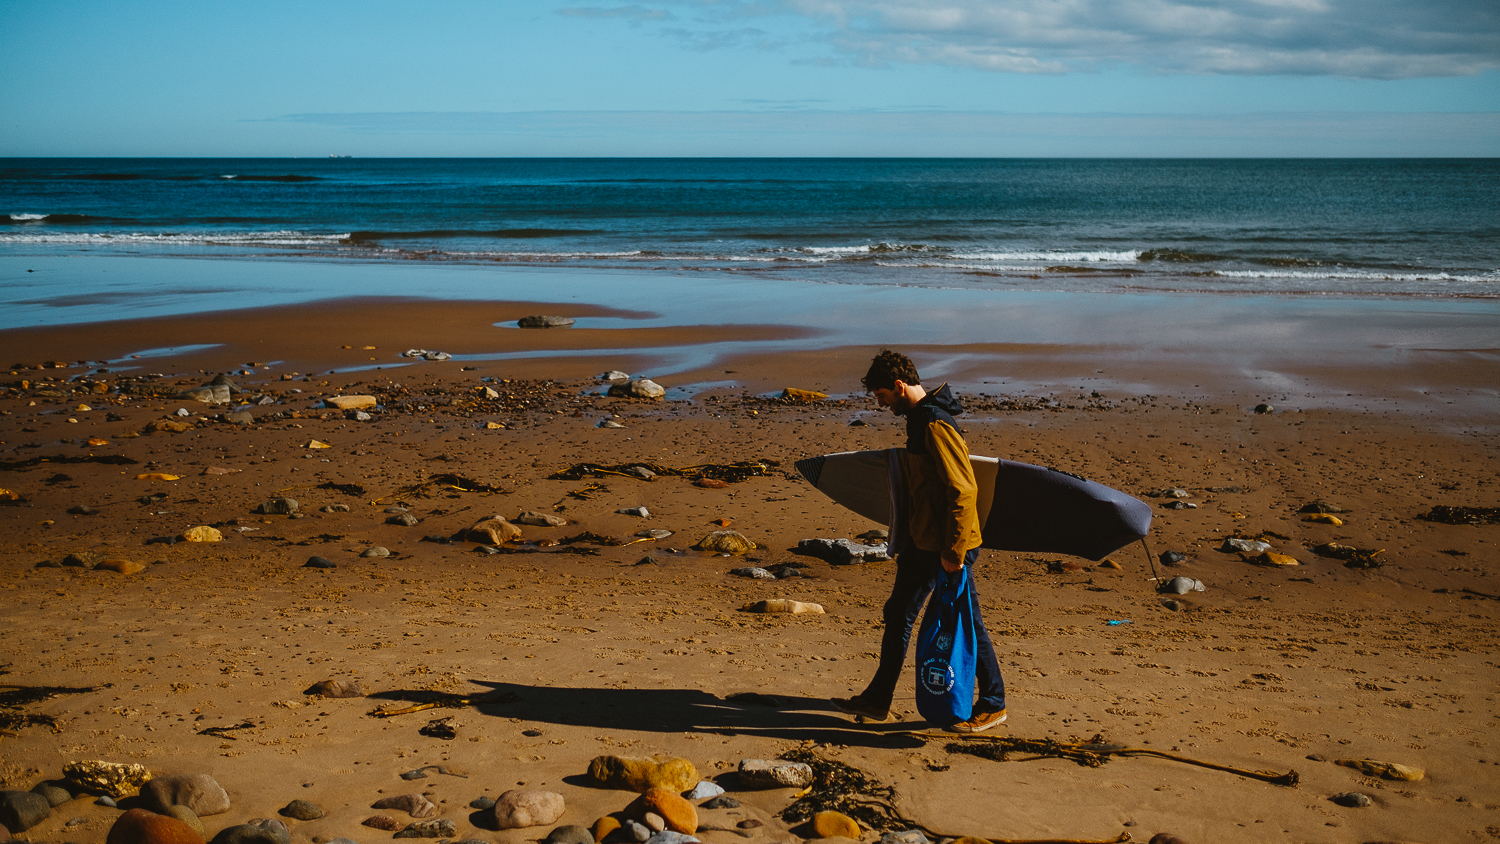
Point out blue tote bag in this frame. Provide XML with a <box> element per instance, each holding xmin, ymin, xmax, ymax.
<box><xmin>914</xmin><ymin>566</ymin><xmax>978</xmax><ymax>725</ymax></box>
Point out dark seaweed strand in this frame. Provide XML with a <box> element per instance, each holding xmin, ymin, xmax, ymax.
<box><xmin>778</xmin><ymin>744</ymin><xmax>909</xmax><ymax>832</ymax></box>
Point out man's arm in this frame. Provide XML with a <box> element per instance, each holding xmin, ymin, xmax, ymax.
<box><xmin>925</xmin><ymin>417</ymin><xmax>982</xmax><ymax>571</ymax></box>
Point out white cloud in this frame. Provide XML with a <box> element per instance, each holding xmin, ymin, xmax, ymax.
<box><xmin>598</xmin><ymin>0</ymin><xmax>1500</xmax><ymax>78</ymax></box>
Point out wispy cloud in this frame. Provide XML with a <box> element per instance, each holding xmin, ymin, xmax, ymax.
<box><xmin>567</xmin><ymin>0</ymin><xmax>1500</xmax><ymax>79</ymax></box>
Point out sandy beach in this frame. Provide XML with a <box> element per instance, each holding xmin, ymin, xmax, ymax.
<box><xmin>1</xmin><ymin>276</ymin><xmax>1498</xmax><ymax>844</ymax></box>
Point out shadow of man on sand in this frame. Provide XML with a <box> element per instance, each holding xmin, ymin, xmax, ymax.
<box><xmin>366</xmin><ymin>682</ymin><xmax>927</xmax><ymax>749</ymax></box>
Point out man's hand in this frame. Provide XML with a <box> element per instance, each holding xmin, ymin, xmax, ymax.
<box><xmin>940</xmin><ymin>551</ymin><xmax>964</xmax><ymax>573</ymax></box>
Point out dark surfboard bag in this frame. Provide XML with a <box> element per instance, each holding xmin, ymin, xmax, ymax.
<box><xmin>982</xmin><ymin>459</ymin><xmax>1151</xmax><ymax>561</ymax></box>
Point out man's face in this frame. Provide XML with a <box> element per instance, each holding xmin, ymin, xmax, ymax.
<box><xmin>872</xmin><ymin>381</ymin><xmax>913</xmax><ymax>415</ymax></box>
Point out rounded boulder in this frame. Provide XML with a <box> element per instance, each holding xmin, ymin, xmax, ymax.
<box><xmin>142</xmin><ymin>775</ymin><xmax>231</xmax><ymax>817</ymax></box>
<box><xmin>587</xmin><ymin>756</ymin><xmax>699</xmax><ymax>793</ymax></box>
<box><xmin>633</xmin><ymin>788</ymin><xmax>696</xmax><ymax>834</ymax></box>
<box><xmin>107</xmin><ymin>808</ymin><xmax>205</xmax><ymax>844</ymax></box>
<box><xmin>492</xmin><ymin>789</ymin><xmax>565</xmax><ymax>830</ymax></box>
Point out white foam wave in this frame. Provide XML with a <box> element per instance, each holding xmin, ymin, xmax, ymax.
<box><xmin>951</xmin><ymin>250</ymin><xmax>1142</xmax><ymax>262</ymax></box>
<box><xmin>0</xmin><ymin>230</ymin><xmax>349</xmax><ymax>247</ymax></box>
<box><xmin>8</xmin><ymin>213</ymin><xmax>47</xmax><ymax>221</ymax></box>
<box><xmin>1216</xmin><ymin>269</ymin><xmax>1497</xmax><ymax>283</ymax></box>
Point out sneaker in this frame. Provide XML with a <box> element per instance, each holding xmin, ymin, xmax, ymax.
<box><xmin>830</xmin><ymin>695</ymin><xmax>891</xmax><ymax>722</ymax></box>
<box><xmin>946</xmin><ymin>707</ymin><xmax>1007</xmax><ymax>733</ymax></box>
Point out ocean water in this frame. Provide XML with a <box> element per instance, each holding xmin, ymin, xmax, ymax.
<box><xmin>2</xmin><ymin>157</ymin><xmax>1498</xmax><ymax>299</ymax></box>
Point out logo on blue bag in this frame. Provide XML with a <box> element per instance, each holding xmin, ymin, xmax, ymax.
<box><xmin>919</xmin><ymin>657</ymin><xmax>954</xmax><ymax>693</ymax></box>
<box><xmin>936</xmin><ymin>634</ymin><xmax>952</xmax><ymax>651</ymax></box>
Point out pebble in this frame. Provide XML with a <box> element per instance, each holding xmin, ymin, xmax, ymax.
<box><xmin>388</xmin><ymin>513</ymin><xmax>420</xmax><ymax>527</ymax></box>
<box><xmin>1331</xmin><ymin>792</ymin><xmax>1373</xmax><ymax>808</ymax></box>
<box><xmin>733</xmin><ymin>819</ymin><xmax>757</xmax><ymax>829</ymax></box>
<box><xmin>643</xmin><ymin>812</ymin><xmax>666</xmax><ymax>833</ymax></box>
<box><xmin>352</xmin><ymin>411</ymin><xmax>373</xmax><ymax>421</ymax></box>
<box><xmin>701</xmin><ymin>796</ymin><xmax>739</xmax><ymax>810</ymax></box>
<box><xmin>225</xmin><ymin>411</ymin><xmax>255</xmax><ymax>425</ymax></box>
<box><xmin>637</xmin><ymin>788</ymin><xmax>697</xmax><ymax>834</ymax></box>
<box><xmin>737</xmin><ymin>759</ymin><xmax>813</xmax><ymax>789</ymax></box>
<box><xmin>142</xmin><ymin>773</ymin><xmax>232</xmax><ymax>817</ymax></box>
<box><xmin>1299</xmin><ymin>500</ymin><xmax>1347</xmax><ymax>514</ymax></box>
<box><xmin>730</xmin><ymin>567</ymin><xmax>775</xmax><ymax>580</ymax></box>
<box><xmin>695</xmin><ymin>530</ymin><xmax>755</xmax><ymax>555</ymax></box>
<box><xmin>363</xmin><ymin>816</ymin><xmax>402</xmax><ymax>831</ymax></box>
<box><xmin>518</xmin><ymin>315</ymin><xmax>576</xmax><ymax>328</ymax></box>
<box><xmin>742</xmin><ymin>599</ymin><xmax>823</xmax><ymax>614</ymax></box>
<box><xmin>97</xmin><ymin>796</ymin><xmax>118</xmax><ymax>807</ymax></box>
<box><xmin>469</xmin><ymin>797</ymin><xmax>496</xmax><ymax>810</ymax></box>
<box><xmin>879</xmin><ymin>832</ymin><xmax>930</xmax><ymax>844</ymax></box>
<box><xmin>325</xmin><ymin>395</ymin><xmax>376</xmax><ymax>410</ymax></box>
<box><xmin>1162</xmin><ymin>501</ymin><xmax>1197</xmax><ymax>509</ymax></box>
<box><xmin>598</xmin><ymin>419</ymin><xmax>626</xmax><ymax>428</ymax></box>
<box><xmin>544</xmin><ymin>825</ymin><xmax>594</xmax><ymax>844</ymax></box>
<box><xmin>644</xmin><ymin>833</ymin><xmax>699</xmax><ymax>844</ymax></box>
<box><xmin>256</xmin><ymin>498</ymin><xmax>299</xmax><ymax>516</ymax></box>
<box><xmin>1254</xmin><ymin>403</ymin><xmax>1274</xmax><ymax>413</ymax></box>
<box><xmin>636</xmin><ymin>529</ymin><xmax>673</xmax><ymax>539</ymax></box>
<box><xmin>601</xmin><ymin>371</ymin><xmax>630</xmax><ymax>381</ymax></box>
<box><xmin>607</xmin><ymin>379</ymin><xmax>665</xmax><ymax>399</ymax></box>
<box><xmin>29</xmin><ymin>783</ymin><xmax>71</xmax><ymax>808</ymax></box>
<box><xmin>682</xmin><ymin>782</ymin><xmax>723</xmax><ymax>800</ymax></box>
<box><xmin>693</xmin><ymin>478</ymin><xmax>728</xmax><ymax>489</ymax></box>
<box><xmin>361</xmin><ymin>547</ymin><xmax>390</xmax><ymax>558</ymax></box>
<box><xmin>618</xmin><ymin>507</ymin><xmax>650</xmax><ymax>517</ymax></box>
<box><xmin>321</xmin><ymin>504</ymin><xmax>351</xmax><ymax>513</ymax></box>
<box><xmin>279</xmin><ymin>800</ymin><xmax>324</xmax><ymax>821</ymax></box>
<box><xmin>0</xmin><ymin>791</ymin><xmax>51</xmax><ymax>833</ymax></box>
<box><xmin>1222</xmin><ymin>537</ymin><xmax>1270</xmax><ymax>554</ymax></box>
<box><xmin>68</xmin><ymin>505</ymin><xmax>97</xmax><ymax>515</ymax></box>
<box><xmin>303</xmin><ymin>556</ymin><xmax>336</xmax><ymax>569</ymax></box>
<box><xmin>626</xmin><ymin>466</ymin><xmax>656</xmax><ymax>479</ymax></box>
<box><xmin>515</xmin><ymin>511</ymin><xmax>568</xmax><ymax>527</ymax></box>
<box><xmin>492</xmin><ymin>789</ymin><xmax>565</xmax><ymax>830</ymax></box>
<box><xmin>797</xmin><ymin>538</ymin><xmax>889</xmax><ymax>565</ymax></box>
<box><xmin>1253</xmin><ymin>552</ymin><xmax>1300</xmax><ymax>567</ymax></box>
<box><xmin>1158</xmin><ymin>576</ymin><xmax>1205</xmax><ymax>595</ymax></box>
<box><xmin>209</xmin><ymin>818</ymin><xmax>290</xmax><ymax>844</ymax></box>
<box><xmin>394</xmin><ymin>819</ymin><xmax>457</xmax><ymax>839</ymax></box>
<box><xmin>305</xmin><ymin>678</ymin><xmax>365</xmax><ymax>698</ymax></box>
<box><xmin>371</xmin><ymin>794</ymin><xmax>437</xmax><ymax>818</ymax></box>
<box><xmin>624</xmin><ymin>820</ymin><xmax>651</xmax><ymax>843</ymax></box>
<box><xmin>1159</xmin><ymin>551</ymin><xmax>1188</xmax><ymax>565</ymax></box>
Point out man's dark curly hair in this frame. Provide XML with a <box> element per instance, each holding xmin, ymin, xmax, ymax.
<box><xmin>862</xmin><ymin>349</ymin><xmax>921</xmax><ymax>392</ymax></box>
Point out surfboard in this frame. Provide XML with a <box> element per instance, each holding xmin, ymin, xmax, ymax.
<box><xmin>794</xmin><ymin>449</ymin><xmax>1151</xmax><ymax>561</ymax></box>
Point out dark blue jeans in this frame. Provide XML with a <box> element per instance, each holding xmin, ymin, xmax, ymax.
<box><xmin>861</xmin><ymin>544</ymin><xmax>1006</xmax><ymax>713</ymax></box>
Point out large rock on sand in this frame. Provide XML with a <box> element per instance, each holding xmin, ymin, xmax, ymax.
<box><xmin>587</xmin><ymin>756</ymin><xmax>699</xmax><ymax>793</ymax></box>
<box><xmin>492</xmin><ymin>790</ymin><xmax>565</xmax><ymax>830</ymax></box>
<box><xmin>141</xmin><ymin>774</ymin><xmax>231</xmax><ymax>817</ymax></box>
<box><xmin>0</xmin><ymin>791</ymin><xmax>51</xmax><ymax>834</ymax></box>
<box><xmin>631</xmin><ymin>789</ymin><xmax>696</xmax><ymax>834</ymax></box>
<box><xmin>107</xmin><ymin>808</ymin><xmax>204</xmax><ymax>844</ymax></box>
<box><xmin>466</xmin><ymin>517</ymin><xmax>521</xmax><ymax>545</ymax></box>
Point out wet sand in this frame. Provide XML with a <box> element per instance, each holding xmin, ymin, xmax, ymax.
<box><xmin>1</xmin><ymin>283</ymin><xmax>1498</xmax><ymax>844</ymax></box>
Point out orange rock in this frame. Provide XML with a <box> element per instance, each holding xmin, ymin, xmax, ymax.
<box><xmin>592</xmin><ymin>816</ymin><xmax>621</xmax><ymax>842</ymax></box>
<box><xmin>634</xmin><ymin>788</ymin><xmax>696</xmax><ymax>834</ymax></box>
<box><xmin>466</xmin><ymin>517</ymin><xmax>521</xmax><ymax>544</ymax></box>
<box><xmin>693</xmin><ymin>478</ymin><xmax>728</xmax><ymax>489</ymax></box>
<box><xmin>136</xmin><ymin>473</ymin><xmax>181</xmax><ymax>481</ymax></box>
<box><xmin>95</xmin><ymin>559</ymin><xmax>146</xmax><ymax>575</ymax></box>
<box><xmin>107</xmin><ymin>809</ymin><xmax>204</xmax><ymax>844</ymax></box>
<box><xmin>810</xmin><ymin>811</ymin><xmax>860</xmax><ymax>839</ymax></box>
<box><xmin>709</xmin><ymin>518</ymin><xmax>732</xmax><ymax>527</ymax></box>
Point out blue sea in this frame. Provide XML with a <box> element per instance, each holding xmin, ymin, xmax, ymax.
<box><xmin>3</xmin><ymin>158</ymin><xmax>1498</xmax><ymax>300</ymax></box>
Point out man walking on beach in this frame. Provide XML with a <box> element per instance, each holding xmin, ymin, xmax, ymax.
<box><xmin>832</xmin><ymin>349</ymin><xmax>1007</xmax><ymax>733</ymax></box>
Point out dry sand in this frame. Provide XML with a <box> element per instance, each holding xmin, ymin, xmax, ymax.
<box><xmin>1</xmin><ymin>297</ymin><xmax>1497</xmax><ymax>844</ymax></box>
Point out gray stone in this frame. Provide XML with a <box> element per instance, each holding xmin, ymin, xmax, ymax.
<box><xmin>209</xmin><ymin>818</ymin><xmax>290</xmax><ymax>844</ymax></box>
<box><xmin>371</xmin><ymin>794</ymin><xmax>437</xmax><ymax>819</ymax></box>
<box><xmin>699</xmin><ymin>796</ymin><xmax>739</xmax><ymax>810</ymax></box>
<box><xmin>515</xmin><ymin>511</ymin><xmax>567</xmax><ymax>527</ymax></box>
<box><xmin>394</xmin><ymin>820</ymin><xmax>457</xmax><ymax>839</ymax></box>
<box><xmin>321</xmin><ymin>504</ymin><xmax>351</xmax><ymax>513</ymax></box>
<box><xmin>164</xmin><ymin>805</ymin><xmax>204</xmax><ymax>837</ymax></box>
<box><xmin>142</xmin><ymin>773</ymin><xmax>231</xmax><ymax>817</ymax></box>
<box><xmin>180</xmin><ymin>385</ymin><xmax>232</xmax><ymax>405</ymax></box>
<box><xmin>1159</xmin><ymin>551</ymin><xmax>1188</xmax><ymax>565</ymax></box>
<box><xmin>0</xmin><ymin>791</ymin><xmax>51</xmax><ymax>834</ymax></box>
<box><xmin>30</xmin><ymin>782</ymin><xmax>72</xmax><ymax>808</ymax></box>
<box><xmin>682</xmin><ymin>782</ymin><xmax>723</xmax><ymax>800</ymax></box>
<box><xmin>225</xmin><ymin>411</ymin><xmax>255</xmax><ymax>425</ymax></box>
<box><xmin>304</xmin><ymin>556</ymin><xmax>335</xmax><ymax>569</ymax></box>
<box><xmin>737</xmin><ymin>759</ymin><xmax>813</xmax><ymax>789</ymax></box>
<box><xmin>544</xmin><ymin>825</ymin><xmax>595</xmax><ymax>844</ymax></box>
<box><xmin>388</xmin><ymin>513</ymin><xmax>420</xmax><ymax>527</ymax></box>
<box><xmin>642</xmin><ymin>812</ymin><xmax>665</xmax><ymax>833</ymax></box>
<box><xmin>598</xmin><ymin>419</ymin><xmax>626</xmax><ymax>428</ymax></box>
<box><xmin>879</xmin><ymin>832</ymin><xmax>930</xmax><ymax>844</ymax></box>
<box><xmin>1162</xmin><ymin>500</ymin><xmax>1197</xmax><ymax>510</ymax></box>
<box><xmin>256</xmin><ymin>498</ymin><xmax>299</xmax><ymax>515</ymax></box>
<box><xmin>626</xmin><ymin>466</ymin><xmax>655</xmax><ymax>480</ymax></box>
<box><xmin>607</xmin><ymin>379</ymin><xmax>665</xmax><ymax>399</ymax></box>
<box><xmin>280</xmin><ymin>800</ymin><xmax>324</xmax><ymax>821</ymax></box>
<box><xmin>1331</xmin><ymin>792</ymin><xmax>1373</xmax><ymax>808</ymax></box>
<box><xmin>624</xmin><ymin>820</ymin><xmax>650</xmax><ymax>843</ymax></box>
<box><xmin>518</xmin><ymin>316</ymin><xmax>575</xmax><ymax>329</ymax></box>
<box><xmin>352</xmin><ymin>411</ymin><xmax>373</xmax><ymax>421</ymax></box>
<box><xmin>306</xmin><ymin>677</ymin><xmax>365</xmax><ymax>698</ymax></box>
<box><xmin>796</xmin><ymin>538</ymin><xmax>889</xmax><ymax>565</ymax></box>
<box><xmin>730</xmin><ymin>567</ymin><xmax>774</xmax><ymax>580</ymax></box>
<box><xmin>468</xmin><ymin>797</ymin><xmax>495</xmax><ymax>811</ymax></box>
<box><xmin>96</xmin><ymin>796</ymin><xmax>117</xmax><ymax>807</ymax></box>
<box><xmin>492</xmin><ymin>790</ymin><xmax>565</xmax><ymax>830</ymax></box>
<box><xmin>617</xmin><ymin>507</ymin><xmax>649</xmax><ymax>518</ymax></box>
<box><xmin>645</xmin><ymin>833</ymin><xmax>699</xmax><ymax>844</ymax></box>
<box><xmin>601</xmin><ymin>371</ymin><xmax>630</xmax><ymax>381</ymax></box>
<box><xmin>636</xmin><ymin>529</ymin><xmax>672</xmax><ymax>539</ymax></box>
<box><xmin>1158</xmin><ymin>576</ymin><xmax>1205</xmax><ymax>595</ymax></box>
<box><xmin>361</xmin><ymin>547</ymin><xmax>390</xmax><ymax>558</ymax></box>
<box><xmin>1222</xmin><ymin>537</ymin><xmax>1271</xmax><ymax>554</ymax></box>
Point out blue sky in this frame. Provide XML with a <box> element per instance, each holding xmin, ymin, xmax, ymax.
<box><xmin>2</xmin><ymin>0</ymin><xmax>1496</xmax><ymax>156</ymax></box>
